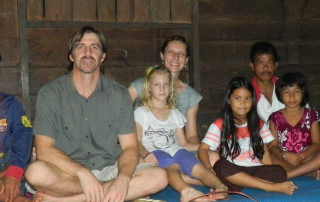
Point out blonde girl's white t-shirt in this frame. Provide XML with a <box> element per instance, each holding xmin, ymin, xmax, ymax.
<box><xmin>202</xmin><ymin>118</ymin><xmax>274</xmax><ymax>167</ymax></box>
<box><xmin>134</xmin><ymin>106</ymin><xmax>187</xmax><ymax>156</ymax></box>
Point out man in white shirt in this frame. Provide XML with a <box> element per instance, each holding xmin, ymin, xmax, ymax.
<box><xmin>250</xmin><ymin>41</ymin><xmax>285</xmax><ymax>123</ymax></box>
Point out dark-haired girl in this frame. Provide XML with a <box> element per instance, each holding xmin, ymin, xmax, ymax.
<box><xmin>198</xmin><ymin>77</ymin><xmax>297</xmax><ymax>195</ymax></box>
<box><xmin>268</xmin><ymin>72</ymin><xmax>320</xmax><ymax>180</ymax></box>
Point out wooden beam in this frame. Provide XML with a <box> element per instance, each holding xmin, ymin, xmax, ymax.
<box><xmin>18</xmin><ymin>0</ymin><xmax>31</xmax><ymax>118</ymax></box>
<box><xmin>190</xmin><ymin>0</ymin><xmax>200</xmax><ymax>91</ymax></box>
<box><xmin>27</xmin><ymin>21</ymin><xmax>192</xmax><ymax>29</ymax></box>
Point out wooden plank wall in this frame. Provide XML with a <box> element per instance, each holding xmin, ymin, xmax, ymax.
<box><xmin>0</xmin><ymin>0</ymin><xmax>21</xmax><ymax>97</ymax></box>
<box><xmin>22</xmin><ymin>0</ymin><xmax>197</xmax><ymax>120</ymax></box>
<box><xmin>134</xmin><ymin>0</ymin><xmax>150</xmax><ymax>22</ymax></box>
<box><xmin>26</xmin><ymin>0</ymin><xmax>43</xmax><ymax>20</ymax></box>
<box><xmin>171</xmin><ymin>0</ymin><xmax>192</xmax><ymax>23</ymax></box>
<box><xmin>45</xmin><ymin>0</ymin><xmax>72</xmax><ymax>21</ymax></box>
<box><xmin>26</xmin><ymin>0</ymin><xmax>192</xmax><ymax>23</ymax></box>
<box><xmin>26</xmin><ymin>29</ymin><xmax>190</xmax><ymax>120</ymax></box>
<box><xmin>97</xmin><ymin>0</ymin><xmax>116</xmax><ymax>21</ymax></box>
<box><xmin>73</xmin><ymin>0</ymin><xmax>96</xmax><ymax>21</ymax></box>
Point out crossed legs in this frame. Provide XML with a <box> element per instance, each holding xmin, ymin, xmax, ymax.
<box><xmin>270</xmin><ymin>151</ymin><xmax>320</xmax><ymax>180</ymax></box>
<box><xmin>25</xmin><ymin>160</ymin><xmax>168</xmax><ymax>202</ymax></box>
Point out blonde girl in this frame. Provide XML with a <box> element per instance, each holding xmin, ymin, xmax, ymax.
<box><xmin>134</xmin><ymin>65</ymin><xmax>228</xmax><ymax>202</ymax></box>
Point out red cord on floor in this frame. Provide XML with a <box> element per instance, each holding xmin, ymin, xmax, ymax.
<box><xmin>188</xmin><ymin>190</ymin><xmax>258</xmax><ymax>202</ymax></box>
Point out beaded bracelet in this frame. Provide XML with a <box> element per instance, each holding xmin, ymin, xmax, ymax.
<box><xmin>282</xmin><ymin>152</ymin><xmax>287</xmax><ymax>161</ymax></box>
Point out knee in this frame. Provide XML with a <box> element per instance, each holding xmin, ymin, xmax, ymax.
<box><xmin>154</xmin><ymin>167</ymin><xmax>168</xmax><ymax>189</ymax></box>
<box><xmin>191</xmin><ymin>164</ymin><xmax>208</xmax><ymax>179</ymax></box>
<box><xmin>25</xmin><ymin>160</ymin><xmax>50</xmax><ymax>185</ymax></box>
<box><xmin>144</xmin><ymin>167</ymin><xmax>168</xmax><ymax>192</ymax></box>
<box><xmin>272</xmin><ymin>165</ymin><xmax>287</xmax><ymax>182</ymax></box>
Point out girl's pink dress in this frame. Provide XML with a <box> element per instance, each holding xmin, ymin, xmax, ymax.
<box><xmin>268</xmin><ymin>108</ymin><xmax>320</xmax><ymax>153</ymax></box>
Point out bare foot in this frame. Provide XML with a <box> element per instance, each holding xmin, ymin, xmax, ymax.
<box><xmin>14</xmin><ymin>196</ymin><xmax>32</xmax><ymax>202</ymax></box>
<box><xmin>180</xmin><ymin>187</ymin><xmax>210</xmax><ymax>202</ymax></box>
<box><xmin>33</xmin><ymin>192</ymin><xmax>85</xmax><ymax>202</ymax></box>
<box><xmin>209</xmin><ymin>183</ymin><xmax>228</xmax><ymax>201</ymax></box>
<box><xmin>33</xmin><ymin>192</ymin><xmax>52</xmax><ymax>202</ymax></box>
<box><xmin>306</xmin><ymin>169</ymin><xmax>320</xmax><ymax>180</ymax></box>
<box><xmin>268</xmin><ymin>181</ymin><xmax>297</xmax><ymax>195</ymax></box>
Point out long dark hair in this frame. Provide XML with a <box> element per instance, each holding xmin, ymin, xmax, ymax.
<box><xmin>219</xmin><ymin>77</ymin><xmax>264</xmax><ymax>161</ymax></box>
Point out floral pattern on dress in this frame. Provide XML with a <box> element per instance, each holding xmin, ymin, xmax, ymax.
<box><xmin>268</xmin><ymin>108</ymin><xmax>320</xmax><ymax>153</ymax></box>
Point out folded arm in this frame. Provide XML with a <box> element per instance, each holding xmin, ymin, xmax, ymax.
<box><xmin>176</xmin><ymin>127</ymin><xmax>199</xmax><ymax>151</ymax></box>
<box><xmin>299</xmin><ymin>122</ymin><xmax>320</xmax><ymax>161</ymax></box>
<box><xmin>184</xmin><ymin>104</ymin><xmax>200</xmax><ymax>144</ymax></box>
